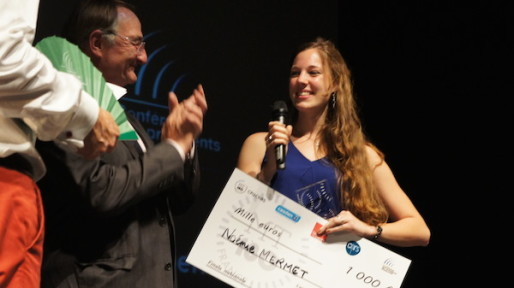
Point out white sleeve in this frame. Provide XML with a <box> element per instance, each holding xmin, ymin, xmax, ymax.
<box><xmin>0</xmin><ymin>0</ymin><xmax>99</xmax><ymax>146</ymax></box>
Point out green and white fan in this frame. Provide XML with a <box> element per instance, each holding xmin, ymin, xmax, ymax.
<box><xmin>36</xmin><ymin>36</ymin><xmax>138</xmax><ymax>140</ymax></box>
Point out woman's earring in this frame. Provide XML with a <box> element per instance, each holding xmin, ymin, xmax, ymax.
<box><xmin>330</xmin><ymin>92</ymin><xmax>337</xmax><ymax>109</ymax></box>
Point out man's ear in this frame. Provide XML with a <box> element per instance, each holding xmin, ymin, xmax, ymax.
<box><xmin>89</xmin><ymin>29</ymin><xmax>105</xmax><ymax>57</ymax></box>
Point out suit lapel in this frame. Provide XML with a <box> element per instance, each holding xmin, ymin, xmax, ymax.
<box><xmin>125</xmin><ymin>113</ymin><xmax>151</xmax><ymax>155</ymax></box>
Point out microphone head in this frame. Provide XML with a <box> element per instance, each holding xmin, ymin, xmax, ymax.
<box><xmin>272</xmin><ymin>100</ymin><xmax>288</xmax><ymax>119</ymax></box>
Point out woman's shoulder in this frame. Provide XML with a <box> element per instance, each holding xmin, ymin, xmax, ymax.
<box><xmin>244</xmin><ymin>131</ymin><xmax>268</xmax><ymax>143</ymax></box>
<box><xmin>364</xmin><ymin>144</ymin><xmax>385</xmax><ymax>168</ymax></box>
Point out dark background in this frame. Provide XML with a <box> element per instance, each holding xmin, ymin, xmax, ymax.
<box><xmin>36</xmin><ymin>0</ymin><xmax>511</xmax><ymax>287</ymax></box>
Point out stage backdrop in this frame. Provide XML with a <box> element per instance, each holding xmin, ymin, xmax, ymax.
<box><xmin>34</xmin><ymin>0</ymin><xmax>476</xmax><ymax>287</ymax></box>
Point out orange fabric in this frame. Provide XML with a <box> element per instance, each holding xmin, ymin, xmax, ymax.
<box><xmin>0</xmin><ymin>167</ymin><xmax>44</xmax><ymax>288</ymax></box>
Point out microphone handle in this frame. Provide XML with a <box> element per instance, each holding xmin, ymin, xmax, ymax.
<box><xmin>276</xmin><ymin>145</ymin><xmax>285</xmax><ymax>170</ymax></box>
<box><xmin>275</xmin><ymin>115</ymin><xmax>286</xmax><ymax>170</ymax></box>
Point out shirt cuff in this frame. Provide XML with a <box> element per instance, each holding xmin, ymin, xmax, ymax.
<box><xmin>59</xmin><ymin>91</ymin><xmax>99</xmax><ymax>149</ymax></box>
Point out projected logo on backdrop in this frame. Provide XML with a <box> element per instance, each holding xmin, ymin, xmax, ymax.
<box><xmin>133</xmin><ymin>31</ymin><xmax>189</xmax><ymax>101</ymax></box>
<box><xmin>120</xmin><ymin>30</ymin><xmax>220</xmax><ymax>153</ymax></box>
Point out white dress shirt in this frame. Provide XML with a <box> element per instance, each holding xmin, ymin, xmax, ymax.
<box><xmin>0</xmin><ymin>0</ymin><xmax>99</xmax><ymax>180</ymax></box>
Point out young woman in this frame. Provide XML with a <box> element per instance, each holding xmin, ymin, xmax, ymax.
<box><xmin>237</xmin><ymin>37</ymin><xmax>430</xmax><ymax>247</ymax></box>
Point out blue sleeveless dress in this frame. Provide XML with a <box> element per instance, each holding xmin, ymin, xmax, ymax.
<box><xmin>270</xmin><ymin>142</ymin><xmax>342</xmax><ymax>219</ymax></box>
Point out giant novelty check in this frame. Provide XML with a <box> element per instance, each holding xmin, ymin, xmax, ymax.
<box><xmin>186</xmin><ymin>168</ymin><xmax>411</xmax><ymax>288</ymax></box>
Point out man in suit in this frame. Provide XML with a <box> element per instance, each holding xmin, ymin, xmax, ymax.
<box><xmin>37</xmin><ymin>0</ymin><xmax>207</xmax><ymax>287</ymax></box>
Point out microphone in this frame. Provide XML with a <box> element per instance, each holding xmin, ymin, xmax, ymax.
<box><xmin>271</xmin><ymin>100</ymin><xmax>288</xmax><ymax>170</ymax></box>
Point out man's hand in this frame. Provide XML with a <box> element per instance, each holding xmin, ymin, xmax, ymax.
<box><xmin>77</xmin><ymin>108</ymin><xmax>120</xmax><ymax>159</ymax></box>
<box><xmin>161</xmin><ymin>84</ymin><xmax>207</xmax><ymax>154</ymax></box>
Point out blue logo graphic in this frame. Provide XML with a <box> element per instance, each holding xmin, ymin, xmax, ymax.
<box><xmin>275</xmin><ymin>205</ymin><xmax>301</xmax><ymax>222</ymax></box>
<box><xmin>134</xmin><ymin>31</ymin><xmax>189</xmax><ymax>103</ymax></box>
<box><xmin>119</xmin><ymin>30</ymin><xmax>221</xmax><ymax>153</ymax></box>
<box><xmin>345</xmin><ymin>241</ymin><xmax>361</xmax><ymax>256</ymax></box>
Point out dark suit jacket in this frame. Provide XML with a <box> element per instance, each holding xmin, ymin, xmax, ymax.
<box><xmin>37</xmin><ymin>114</ymin><xmax>199</xmax><ymax>288</ymax></box>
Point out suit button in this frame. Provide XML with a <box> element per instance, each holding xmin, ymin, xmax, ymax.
<box><xmin>164</xmin><ymin>263</ymin><xmax>172</xmax><ymax>271</ymax></box>
<box><xmin>159</xmin><ymin>217</ymin><xmax>166</xmax><ymax>226</ymax></box>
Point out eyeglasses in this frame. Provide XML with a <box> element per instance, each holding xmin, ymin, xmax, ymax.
<box><xmin>105</xmin><ymin>32</ymin><xmax>146</xmax><ymax>55</ymax></box>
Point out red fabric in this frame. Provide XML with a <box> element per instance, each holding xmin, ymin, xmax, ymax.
<box><xmin>0</xmin><ymin>167</ymin><xmax>44</xmax><ymax>288</ymax></box>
